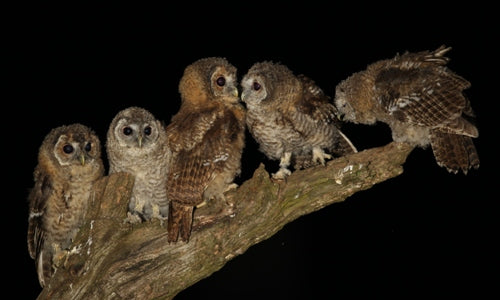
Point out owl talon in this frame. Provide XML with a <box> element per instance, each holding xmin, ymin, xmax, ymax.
<box><xmin>272</xmin><ymin>167</ymin><xmax>291</xmax><ymax>180</ymax></box>
<box><xmin>52</xmin><ymin>248</ymin><xmax>70</xmax><ymax>269</ymax></box>
<box><xmin>225</xmin><ymin>183</ymin><xmax>238</xmax><ymax>193</ymax></box>
<box><xmin>312</xmin><ymin>148</ymin><xmax>332</xmax><ymax>166</ymax></box>
<box><xmin>124</xmin><ymin>212</ymin><xmax>143</xmax><ymax>224</ymax></box>
<box><xmin>150</xmin><ymin>204</ymin><xmax>168</xmax><ymax>222</ymax></box>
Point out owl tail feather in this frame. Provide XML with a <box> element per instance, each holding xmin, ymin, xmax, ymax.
<box><xmin>337</xmin><ymin>130</ymin><xmax>358</xmax><ymax>154</ymax></box>
<box><xmin>36</xmin><ymin>250</ymin><xmax>52</xmax><ymax>288</ymax></box>
<box><xmin>167</xmin><ymin>202</ymin><xmax>194</xmax><ymax>243</ymax></box>
<box><xmin>439</xmin><ymin>117</ymin><xmax>479</xmax><ymax>138</ymax></box>
<box><xmin>430</xmin><ymin>131</ymin><xmax>480</xmax><ymax>175</ymax></box>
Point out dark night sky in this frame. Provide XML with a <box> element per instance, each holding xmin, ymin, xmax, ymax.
<box><xmin>8</xmin><ymin>5</ymin><xmax>496</xmax><ymax>299</ymax></box>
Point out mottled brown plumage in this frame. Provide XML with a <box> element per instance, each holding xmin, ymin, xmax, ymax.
<box><xmin>27</xmin><ymin>124</ymin><xmax>104</xmax><ymax>287</ymax></box>
<box><xmin>334</xmin><ymin>45</ymin><xmax>479</xmax><ymax>174</ymax></box>
<box><xmin>166</xmin><ymin>57</ymin><xmax>246</xmax><ymax>243</ymax></box>
<box><xmin>241</xmin><ymin>61</ymin><xmax>357</xmax><ymax>179</ymax></box>
<box><xmin>106</xmin><ymin>106</ymin><xmax>170</xmax><ymax>222</ymax></box>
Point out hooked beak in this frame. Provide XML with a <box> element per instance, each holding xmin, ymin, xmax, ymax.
<box><xmin>138</xmin><ymin>135</ymin><xmax>143</xmax><ymax>148</ymax></box>
<box><xmin>241</xmin><ymin>90</ymin><xmax>248</xmax><ymax>102</ymax></box>
<box><xmin>79</xmin><ymin>154</ymin><xmax>86</xmax><ymax>166</ymax></box>
<box><xmin>225</xmin><ymin>86</ymin><xmax>240</xmax><ymax>104</ymax></box>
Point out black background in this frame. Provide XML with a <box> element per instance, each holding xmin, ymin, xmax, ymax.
<box><xmin>9</xmin><ymin>4</ymin><xmax>496</xmax><ymax>299</ymax></box>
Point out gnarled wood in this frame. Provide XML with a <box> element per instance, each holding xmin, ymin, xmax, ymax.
<box><xmin>37</xmin><ymin>142</ymin><xmax>413</xmax><ymax>300</ymax></box>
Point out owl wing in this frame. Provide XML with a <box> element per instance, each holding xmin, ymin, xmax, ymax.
<box><xmin>374</xmin><ymin>65</ymin><xmax>477</xmax><ymax>136</ymax></box>
<box><xmin>287</xmin><ymin>75</ymin><xmax>357</xmax><ymax>154</ymax></box>
<box><xmin>167</xmin><ymin>106</ymin><xmax>241</xmax><ymax>206</ymax></box>
<box><xmin>27</xmin><ymin>167</ymin><xmax>50</xmax><ymax>260</ymax></box>
<box><xmin>293</xmin><ymin>74</ymin><xmax>340</xmax><ymax>126</ymax></box>
<box><xmin>396</xmin><ymin>45</ymin><xmax>452</xmax><ymax>68</ymax></box>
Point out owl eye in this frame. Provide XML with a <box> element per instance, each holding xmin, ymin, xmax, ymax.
<box><xmin>84</xmin><ymin>143</ymin><xmax>92</xmax><ymax>152</ymax></box>
<box><xmin>123</xmin><ymin>127</ymin><xmax>133</xmax><ymax>136</ymax></box>
<box><xmin>144</xmin><ymin>126</ymin><xmax>152</xmax><ymax>136</ymax></box>
<box><xmin>253</xmin><ymin>82</ymin><xmax>261</xmax><ymax>91</ymax></box>
<box><xmin>216</xmin><ymin>76</ymin><xmax>226</xmax><ymax>87</ymax></box>
<box><xmin>63</xmin><ymin>144</ymin><xmax>74</xmax><ymax>154</ymax></box>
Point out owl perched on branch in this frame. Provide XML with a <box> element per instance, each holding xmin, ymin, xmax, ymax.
<box><xmin>241</xmin><ymin>61</ymin><xmax>357</xmax><ymax>180</ymax></box>
<box><xmin>27</xmin><ymin>124</ymin><xmax>105</xmax><ymax>287</ymax></box>
<box><xmin>106</xmin><ymin>106</ymin><xmax>170</xmax><ymax>222</ymax></box>
<box><xmin>334</xmin><ymin>45</ymin><xmax>479</xmax><ymax>174</ymax></box>
<box><xmin>166</xmin><ymin>57</ymin><xmax>246</xmax><ymax>243</ymax></box>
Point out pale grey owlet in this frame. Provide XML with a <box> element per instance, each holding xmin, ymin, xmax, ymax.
<box><xmin>106</xmin><ymin>106</ymin><xmax>171</xmax><ymax>222</ymax></box>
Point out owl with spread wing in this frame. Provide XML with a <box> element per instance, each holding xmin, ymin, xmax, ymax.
<box><xmin>334</xmin><ymin>45</ymin><xmax>479</xmax><ymax>174</ymax></box>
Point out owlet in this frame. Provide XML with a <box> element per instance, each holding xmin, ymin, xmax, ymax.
<box><xmin>334</xmin><ymin>45</ymin><xmax>479</xmax><ymax>174</ymax></box>
<box><xmin>241</xmin><ymin>61</ymin><xmax>357</xmax><ymax>179</ymax></box>
<box><xmin>166</xmin><ymin>57</ymin><xmax>246</xmax><ymax>243</ymax></box>
<box><xmin>106</xmin><ymin>106</ymin><xmax>171</xmax><ymax>222</ymax></box>
<box><xmin>27</xmin><ymin>123</ymin><xmax>105</xmax><ymax>287</ymax></box>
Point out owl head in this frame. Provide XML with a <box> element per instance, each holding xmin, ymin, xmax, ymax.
<box><xmin>241</xmin><ymin>61</ymin><xmax>301</xmax><ymax>107</ymax></box>
<box><xmin>334</xmin><ymin>71</ymin><xmax>379</xmax><ymax>125</ymax></box>
<box><xmin>179</xmin><ymin>57</ymin><xmax>239</xmax><ymax>105</ymax></box>
<box><xmin>107</xmin><ymin>106</ymin><xmax>165</xmax><ymax>156</ymax></box>
<box><xmin>42</xmin><ymin>123</ymin><xmax>102</xmax><ymax>169</ymax></box>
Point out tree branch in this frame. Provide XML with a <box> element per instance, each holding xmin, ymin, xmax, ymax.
<box><xmin>37</xmin><ymin>142</ymin><xmax>413</xmax><ymax>300</ymax></box>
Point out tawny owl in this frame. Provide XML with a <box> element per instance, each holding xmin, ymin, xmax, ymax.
<box><xmin>241</xmin><ymin>61</ymin><xmax>357</xmax><ymax>179</ymax></box>
<box><xmin>334</xmin><ymin>45</ymin><xmax>479</xmax><ymax>174</ymax></box>
<box><xmin>106</xmin><ymin>106</ymin><xmax>170</xmax><ymax>222</ymax></box>
<box><xmin>27</xmin><ymin>123</ymin><xmax>105</xmax><ymax>288</ymax></box>
<box><xmin>166</xmin><ymin>57</ymin><xmax>246</xmax><ymax>243</ymax></box>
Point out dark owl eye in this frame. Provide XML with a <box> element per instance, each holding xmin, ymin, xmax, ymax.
<box><xmin>123</xmin><ymin>127</ymin><xmax>133</xmax><ymax>136</ymax></box>
<box><xmin>84</xmin><ymin>143</ymin><xmax>92</xmax><ymax>152</ymax></box>
<box><xmin>216</xmin><ymin>76</ymin><xmax>226</xmax><ymax>86</ymax></box>
<box><xmin>253</xmin><ymin>82</ymin><xmax>261</xmax><ymax>91</ymax></box>
<box><xmin>63</xmin><ymin>144</ymin><xmax>74</xmax><ymax>154</ymax></box>
<box><xmin>144</xmin><ymin>126</ymin><xmax>152</xmax><ymax>136</ymax></box>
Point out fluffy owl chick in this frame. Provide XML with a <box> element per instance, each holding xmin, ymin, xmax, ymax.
<box><xmin>241</xmin><ymin>61</ymin><xmax>357</xmax><ymax>180</ymax></box>
<box><xmin>334</xmin><ymin>45</ymin><xmax>479</xmax><ymax>174</ymax></box>
<box><xmin>27</xmin><ymin>123</ymin><xmax>104</xmax><ymax>288</ymax></box>
<box><xmin>166</xmin><ymin>57</ymin><xmax>245</xmax><ymax>243</ymax></box>
<box><xmin>106</xmin><ymin>106</ymin><xmax>170</xmax><ymax>222</ymax></box>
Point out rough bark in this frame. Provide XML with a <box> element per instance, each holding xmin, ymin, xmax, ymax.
<box><xmin>36</xmin><ymin>142</ymin><xmax>413</xmax><ymax>300</ymax></box>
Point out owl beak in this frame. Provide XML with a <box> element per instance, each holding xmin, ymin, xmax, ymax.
<box><xmin>79</xmin><ymin>154</ymin><xmax>86</xmax><ymax>166</ymax></box>
<box><xmin>232</xmin><ymin>87</ymin><xmax>239</xmax><ymax>98</ymax></box>
<box><xmin>138</xmin><ymin>135</ymin><xmax>143</xmax><ymax>148</ymax></box>
<box><xmin>241</xmin><ymin>90</ymin><xmax>248</xmax><ymax>102</ymax></box>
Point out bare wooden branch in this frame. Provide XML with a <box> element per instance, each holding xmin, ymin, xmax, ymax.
<box><xmin>37</xmin><ymin>142</ymin><xmax>413</xmax><ymax>300</ymax></box>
